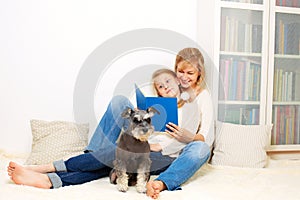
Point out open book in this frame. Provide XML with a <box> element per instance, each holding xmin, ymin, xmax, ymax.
<box><xmin>135</xmin><ymin>84</ymin><xmax>178</xmax><ymax>131</ymax></box>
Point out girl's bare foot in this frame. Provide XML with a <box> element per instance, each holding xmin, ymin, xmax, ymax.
<box><xmin>8</xmin><ymin>161</ymin><xmax>55</xmax><ymax>173</ymax></box>
<box><xmin>146</xmin><ymin>180</ymin><xmax>166</xmax><ymax>199</ymax></box>
<box><xmin>9</xmin><ymin>162</ymin><xmax>52</xmax><ymax>189</ymax></box>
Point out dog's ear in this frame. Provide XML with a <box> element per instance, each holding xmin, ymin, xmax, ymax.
<box><xmin>121</xmin><ymin>107</ymin><xmax>134</xmax><ymax>118</ymax></box>
<box><xmin>146</xmin><ymin>107</ymin><xmax>160</xmax><ymax>118</ymax></box>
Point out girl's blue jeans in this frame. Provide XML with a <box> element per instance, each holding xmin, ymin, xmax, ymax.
<box><xmin>49</xmin><ymin>95</ymin><xmax>211</xmax><ymax>190</ymax></box>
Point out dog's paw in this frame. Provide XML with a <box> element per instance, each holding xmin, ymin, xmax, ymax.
<box><xmin>117</xmin><ymin>183</ymin><xmax>129</xmax><ymax>192</ymax></box>
<box><xmin>136</xmin><ymin>184</ymin><xmax>147</xmax><ymax>193</ymax></box>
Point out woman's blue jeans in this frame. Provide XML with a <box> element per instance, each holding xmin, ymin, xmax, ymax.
<box><xmin>86</xmin><ymin>95</ymin><xmax>132</xmax><ymax>152</ymax></box>
<box><xmin>155</xmin><ymin>141</ymin><xmax>210</xmax><ymax>190</ymax></box>
<box><xmin>50</xmin><ymin>95</ymin><xmax>211</xmax><ymax>190</ymax></box>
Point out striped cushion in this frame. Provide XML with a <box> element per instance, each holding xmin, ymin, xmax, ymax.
<box><xmin>211</xmin><ymin>121</ymin><xmax>272</xmax><ymax>168</ymax></box>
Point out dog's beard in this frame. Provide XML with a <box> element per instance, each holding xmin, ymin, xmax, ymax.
<box><xmin>132</xmin><ymin>127</ymin><xmax>154</xmax><ymax>142</ymax></box>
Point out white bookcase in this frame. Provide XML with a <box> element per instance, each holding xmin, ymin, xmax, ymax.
<box><xmin>213</xmin><ymin>0</ymin><xmax>300</xmax><ymax>151</ymax></box>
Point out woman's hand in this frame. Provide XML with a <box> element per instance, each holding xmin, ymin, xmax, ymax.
<box><xmin>165</xmin><ymin>123</ymin><xmax>195</xmax><ymax>143</ymax></box>
<box><xmin>150</xmin><ymin>143</ymin><xmax>162</xmax><ymax>152</ymax></box>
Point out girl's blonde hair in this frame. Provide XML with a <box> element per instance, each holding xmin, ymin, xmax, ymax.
<box><xmin>152</xmin><ymin>68</ymin><xmax>178</xmax><ymax>96</ymax></box>
<box><xmin>174</xmin><ymin>47</ymin><xmax>206</xmax><ymax>90</ymax></box>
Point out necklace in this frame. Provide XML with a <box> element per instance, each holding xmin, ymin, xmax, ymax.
<box><xmin>180</xmin><ymin>85</ymin><xmax>202</xmax><ymax>103</ymax></box>
<box><xmin>180</xmin><ymin>92</ymin><xmax>190</xmax><ymax>101</ymax></box>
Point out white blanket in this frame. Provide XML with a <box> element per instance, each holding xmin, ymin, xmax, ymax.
<box><xmin>1</xmin><ymin>150</ymin><xmax>300</xmax><ymax>200</ymax></box>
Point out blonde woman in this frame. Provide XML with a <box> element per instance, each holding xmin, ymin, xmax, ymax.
<box><xmin>146</xmin><ymin>48</ymin><xmax>214</xmax><ymax>199</ymax></box>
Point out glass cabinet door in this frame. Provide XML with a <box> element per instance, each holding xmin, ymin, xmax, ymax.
<box><xmin>218</xmin><ymin>5</ymin><xmax>265</xmax><ymax>125</ymax></box>
<box><xmin>271</xmin><ymin>11</ymin><xmax>300</xmax><ymax>145</ymax></box>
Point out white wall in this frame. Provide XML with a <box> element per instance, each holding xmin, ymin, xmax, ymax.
<box><xmin>0</xmin><ymin>0</ymin><xmax>215</xmax><ymax>153</ymax></box>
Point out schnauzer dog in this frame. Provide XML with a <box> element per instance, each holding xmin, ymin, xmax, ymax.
<box><xmin>110</xmin><ymin>107</ymin><xmax>158</xmax><ymax>193</ymax></box>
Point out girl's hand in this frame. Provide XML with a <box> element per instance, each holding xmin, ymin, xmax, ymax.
<box><xmin>165</xmin><ymin>123</ymin><xmax>195</xmax><ymax>143</ymax></box>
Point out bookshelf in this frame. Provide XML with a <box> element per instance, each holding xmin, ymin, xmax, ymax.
<box><xmin>214</xmin><ymin>0</ymin><xmax>300</xmax><ymax>151</ymax></box>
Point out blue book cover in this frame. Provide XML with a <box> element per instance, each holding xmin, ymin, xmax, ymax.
<box><xmin>135</xmin><ymin>84</ymin><xmax>178</xmax><ymax>131</ymax></box>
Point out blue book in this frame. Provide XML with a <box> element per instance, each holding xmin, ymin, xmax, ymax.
<box><xmin>135</xmin><ymin>84</ymin><xmax>178</xmax><ymax>131</ymax></box>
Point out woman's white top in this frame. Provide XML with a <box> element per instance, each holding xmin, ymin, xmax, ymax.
<box><xmin>149</xmin><ymin>89</ymin><xmax>215</xmax><ymax>157</ymax></box>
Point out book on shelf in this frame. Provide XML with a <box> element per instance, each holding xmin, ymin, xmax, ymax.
<box><xmin>252</xmin><ymin>63</ymin><xmax>258</xmax><ymax>100</ymax></box>
<box><xmin>287</xmin><ymin>71</ymin><xmax>293</xmax><ymax>101</ymax></box>
<box><xmin>295</xmin><ymin>71</ymin><xmax>300</xmax><ymax>101</ymax></box>
<box><xmin>236</xmin><ymin>61</ymin><xmax>245</xmax><ymax>100</ymax></box>
<box><xmin>231</xmin><ymin>60</ymin><xmax>238</xmax><ymax>99</ymax></box>
<box><xmin>273</xmin><ymin>69</ymin><xmax>279</xmax><ymax>101</ymax></box>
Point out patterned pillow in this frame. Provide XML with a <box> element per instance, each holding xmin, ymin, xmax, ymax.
<box><xmin>211</xmin><ymin>121</ymin><xmax>272</xmax><ymax>168</ymax></box>
<box><xmin>25</xmin><ymin>120</ymin><xmax>89</xmax><ymax>165</ymax></box>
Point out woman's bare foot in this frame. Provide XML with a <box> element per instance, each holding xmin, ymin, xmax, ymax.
<box><xmin>9</xmin><ymin>162</ymin><xmax>52</xmax><ymax>189</ymax></box>
<box><xmin>146</xmin><ymin>180</ymin><xmax>166</xmax><ymax>199</ymax></box>
<box><xmin>7</xmin><ymin>165</ymin><xmax>14</xmax><ymax>177</ymax></box>
<box><xmin>8</xmin><ymin>161</ymin><xmax>55</xmax><ymax>173</ymax></box>
<box><xmin>26</xmin><ymin>163</ymin><xmax>55</xmax><ymax>173</ymax></box>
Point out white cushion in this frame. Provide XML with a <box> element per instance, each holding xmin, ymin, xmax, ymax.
<box><xmin>25</xmin><ymin>119</ymin><xmax>89</xmax><ymax>165</ymax></box>
<box><xmin>211</xmin><ymin>121</ymin><xmax>272</xmax><ymax>168</ymax></box>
